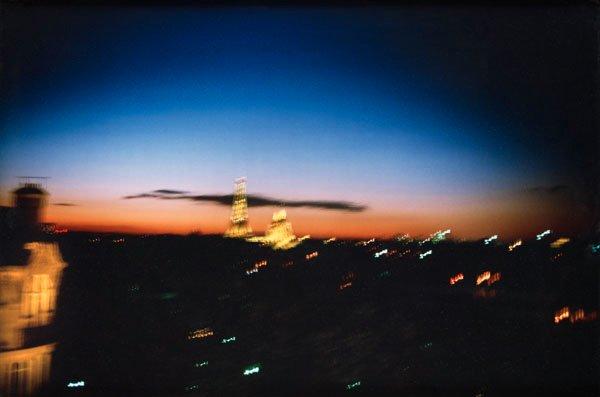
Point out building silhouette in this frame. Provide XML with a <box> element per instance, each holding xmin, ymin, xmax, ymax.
<box><xmin>0</xmin><ymin>183</ymin><xmax>67</xmax><ymax>396</ymax></box>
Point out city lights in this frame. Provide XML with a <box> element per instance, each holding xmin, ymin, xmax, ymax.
<box><xmin>243</xmin><ymin>364</ymin><xmax>261</xmax><ymax>376</ymax></box>
<box><xmin>1</xmin><ymin>10</ymin><xmax>597</xmax><ymax>396</ymax></box>
<box><xmin>246</xmin><ymin>260</ymin><xmax>267</xmax><ymax>275</ymax></box>
<box><xmin>554</xmin><ymin>307</ymin><xmax>569</xmax><ymax>324</ymax></box>
<box><xmin>550</xmin><ymin>238</ymin><xmax>570</xmax><ymax>248</ymax></box>
<box><xmin>306</xmin><ymin>251</ymin><xmax>319</xmax><ymax>260</ymax></box>
<box><xmin>572</xmin><ymin>309</ymin><xmax>597</xmax><ymax>323</ymax></box>
<box><xmin>554</xmin><ymin>307</ymin><xmax>598</xmax><ymax>324</ymax></box>
<box><xmin>419</xmin><ymin>250</ymin><xmax>432</xmax><ymax>259</ymax></box>
<box><xmin>346</xmin><ymin>381</ymin><xmax>361</xmax><ymax>390</ymax></box>
<box><xmin>188</xmin><ymin>328</ymin><xmax>213</xmax><ymax>340</ymax></box>
<box><xmin>484</xmin><ymin>235</ymin><xmax>498</xmax><ymax>245</ymax></box>
<box><xmin>420</xmin><ymin>341</ymin><xmax>433</xmax><ymax>350</ymax></box>
<box><xmin>536</xmin><ymin>230</ymin><xmax>551</xmax><ymax>240</ymax></box>
<box><xmin>431</xmin><ymin>229</ymin><xmax>451</xmax><ymax>243</ymax></box>
<box><xmin>339</xmin><ymin>281</ymin><xmax>353</xmax><ymax>291</ymax></box>
<box><xmin>255</xmin><ymin>260</ymin><xmax>267</xmax><ymax>268</ymax></box>
<box><xmin>508</xmin><ymin>240</ymin><xmax>522</xmax><ymax>251</ymax></box>
<box><xmin>374</xmin><ymin>249</ymin><xmax>388</xmax><ymax>258</ymax></box>
<box><xmin>396</xmin><ymin>234</ymin><xmax>410</xmax><ymax>242</ymax></box>
<box><xmin>476</xmin><ymin>271</ymin><xmax>491</xmax><ymax>285</ymax></box>
<box><xmin>221</xmin><ymin>336</ymin><xmax>236</xmax><ymax>344</ymax></box>
<box><xmin>418</xmin><ymin>237</ymin><xmax>431</xmax><ymax>245</ymax></box>
<box><xmin>487</xmin><ymin>272</ymin><xmax>501</xmax><ymax>286</ymax></box>
<box><xmin>356</xmin><ymin>238</ymin><xmax>375</xmax><ymax>246</ymax></box>
<box><xmin>449</xmin><ymin>273</ymin><xmax>464</xmax><ymax>285</ymax></box>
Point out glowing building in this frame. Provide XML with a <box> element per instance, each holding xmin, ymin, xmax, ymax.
<box><xmin>0</xmin><ymin>183</ymin><xmax>67</xmax><ymax>396</ymax></box>
<box><xmin>247</xmin><ymin>209</ymin><xmax>300</xmax><ymax>250</ymax></box>
<box><xmin>224</xmin><ymin>177</ymin><xmax>253</xmax><ymax>238</ymax></box>
<box><xmin>262</xmin><ymin>210</ymin><xmax>299</xmax><ymax>250</ymax></box>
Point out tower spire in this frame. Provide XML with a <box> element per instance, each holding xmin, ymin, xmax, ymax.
<box><xmin>224</xmin><ymin>177</ymin><xmax>253</xmax><ymax>238</ymax></box>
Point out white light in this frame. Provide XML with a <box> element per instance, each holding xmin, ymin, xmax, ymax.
<box><xmin>484</xmin><ymin>235</ymin><xmax>498</xmax><ymax>245</ymax></box>
<box><xmin>374</xmin><ymin>249</ymin><xmax>388</xmax><ymax>258</ymax></box>
<box><xmin>243</xmin><ymin>366</ymin><xmax>260</xmax><ymax>375</ymax></box>
<box><xmin>419</xmin><ymin>250</ymin><xmax>432</xmax><ymax>259</ymax></box>
<box><xmin>536</xmin><ymin>230</ymin><xmax>551</xmax><ymax>240</ymax></box>
<box><xmin>67</xmin><ymin>381</ymin><xmax>85</xmax><ymax>388</ymax></box>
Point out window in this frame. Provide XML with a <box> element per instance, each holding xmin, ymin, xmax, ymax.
<box><xmin>9</xmin><ymin>361</ymin><xmax>29</xmax><ymax>397</ymax></box>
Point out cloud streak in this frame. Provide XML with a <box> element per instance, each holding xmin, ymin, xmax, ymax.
<box><xmin>524</xmin><ymin>185</ymin><xmax>570</xmax><ymax>195</ymax></box>
<box><xmin>53</xmin><ymin>202</ymin><xmax>78</xmax><ymax>206</ymax></box>
<box><xmin>123</xmin><ymin>190</ymin><xmax>367</xmax><ymax>212</ymax></box>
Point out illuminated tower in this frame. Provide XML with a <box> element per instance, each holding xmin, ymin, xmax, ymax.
<box><xmin>0</xmin><ymin>182</ymin><xmax>67</xmax><ymax>396</ymax></box>
<box><xmin>224</xmin><ymin>177</ymin><xmax>253</xmax><ymax>238</ymax></box>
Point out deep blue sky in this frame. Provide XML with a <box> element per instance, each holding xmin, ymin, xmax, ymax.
<box><xmin>0</xmin><ymin>6</ymin><xmax>595</xmax><ymax>237</ymax></box>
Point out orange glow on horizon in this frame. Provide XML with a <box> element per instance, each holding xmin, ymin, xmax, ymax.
<box><xmin>29</xmin><ymin>187</ymin><xmax>586</xmax><ymax>240</ymax></box>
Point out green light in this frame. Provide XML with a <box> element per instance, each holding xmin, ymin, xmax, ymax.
<box><xmin>194</xmin><ymin>361</ymin><xmax>208</xmax><ymax>368</ymax></box>
<box><xmin>221</xmin><ymin>336</ymin><xmax>236</xmax><ymax>344</ymax></box>
<box><xmin>160</xmin><ymin>292</ymin><xmax>177</xmax><ymax>300</ymax></box>
<box><xmin>243</xmin><ymin>363</ymin><xmax>261</xmax><ymax>376</ymax></box>
<box><xmin>346</xmin><ymin>381</ymin><xmax>361</xmax><ymax>390</ymax></box>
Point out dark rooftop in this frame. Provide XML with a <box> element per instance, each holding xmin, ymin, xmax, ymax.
<box><xmin>13</xmin><ymin>183</ymin><xmax>47</xmax><ymax>196</ymax></box>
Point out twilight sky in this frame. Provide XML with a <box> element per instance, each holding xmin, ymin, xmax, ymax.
<box><xmin>0</xmin><ymin>5</ymin><xmax>596</xmax><ymax>239</ymax></box>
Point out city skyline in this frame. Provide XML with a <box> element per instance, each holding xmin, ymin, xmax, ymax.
<box><xmin>0</xmin><ymin>176</ymin><xmax>582</xmax><ymax>240</ymax></box>
<box><xmin>1</xmin><ymin>6</ymin><xmax>595</xmax><ymax>239</ymax></box>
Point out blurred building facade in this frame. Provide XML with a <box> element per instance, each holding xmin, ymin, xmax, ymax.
<box><xmin>0</xmin><ymin>183</ymin><xmax>67</xmax><ymax>396</ymax></box>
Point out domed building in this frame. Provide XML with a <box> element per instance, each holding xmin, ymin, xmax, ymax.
<box><xmin>260</xmin><ymin>209</ymin><xmax>299</xmax><ymax>250</ymax></box>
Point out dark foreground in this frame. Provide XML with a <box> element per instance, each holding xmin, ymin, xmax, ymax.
<box><xmin>47</xmin><ymin>233</ymin><xmax>598</xmax><ymax>396</ymax></box>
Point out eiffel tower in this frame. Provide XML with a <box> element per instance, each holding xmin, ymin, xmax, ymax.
<box><xmin>224</xmin><ymin>177</ymin><xmax>253</xmax><ymax>238</ymax></box>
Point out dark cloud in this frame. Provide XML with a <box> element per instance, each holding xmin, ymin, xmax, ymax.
<box><xmin>520</xmin><ymin>184</ymin><xmax>576</xmax><ymax>210</ymax></box>
<box><xmin>152</xmin><ymin>189</ymin><xmax>188</xmax><ymax>195</ymax></box>
<box><xmin>123</xmin><ymin>190</ymin><xmax>366</xmax><ymax>212</ymax></box>
<box><xmin>525</xmin><ymin>185</ymin><xmax>570</xmax><ymax>195</ymax></box>
<box><xmin>53</xmin><ymin>202</ymin><xmax>77</xmax><ymax>206</ymax></box>
<box><xmin>123</xmin><ymin>193</ymin><xmax>159</xmax><ymax>199</ymax></box>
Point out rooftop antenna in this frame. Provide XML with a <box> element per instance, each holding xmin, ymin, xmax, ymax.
<box><xmin>17</xmin><ymin>176</ymin><xmax>50</xmax><ymax>189</ymax></box>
